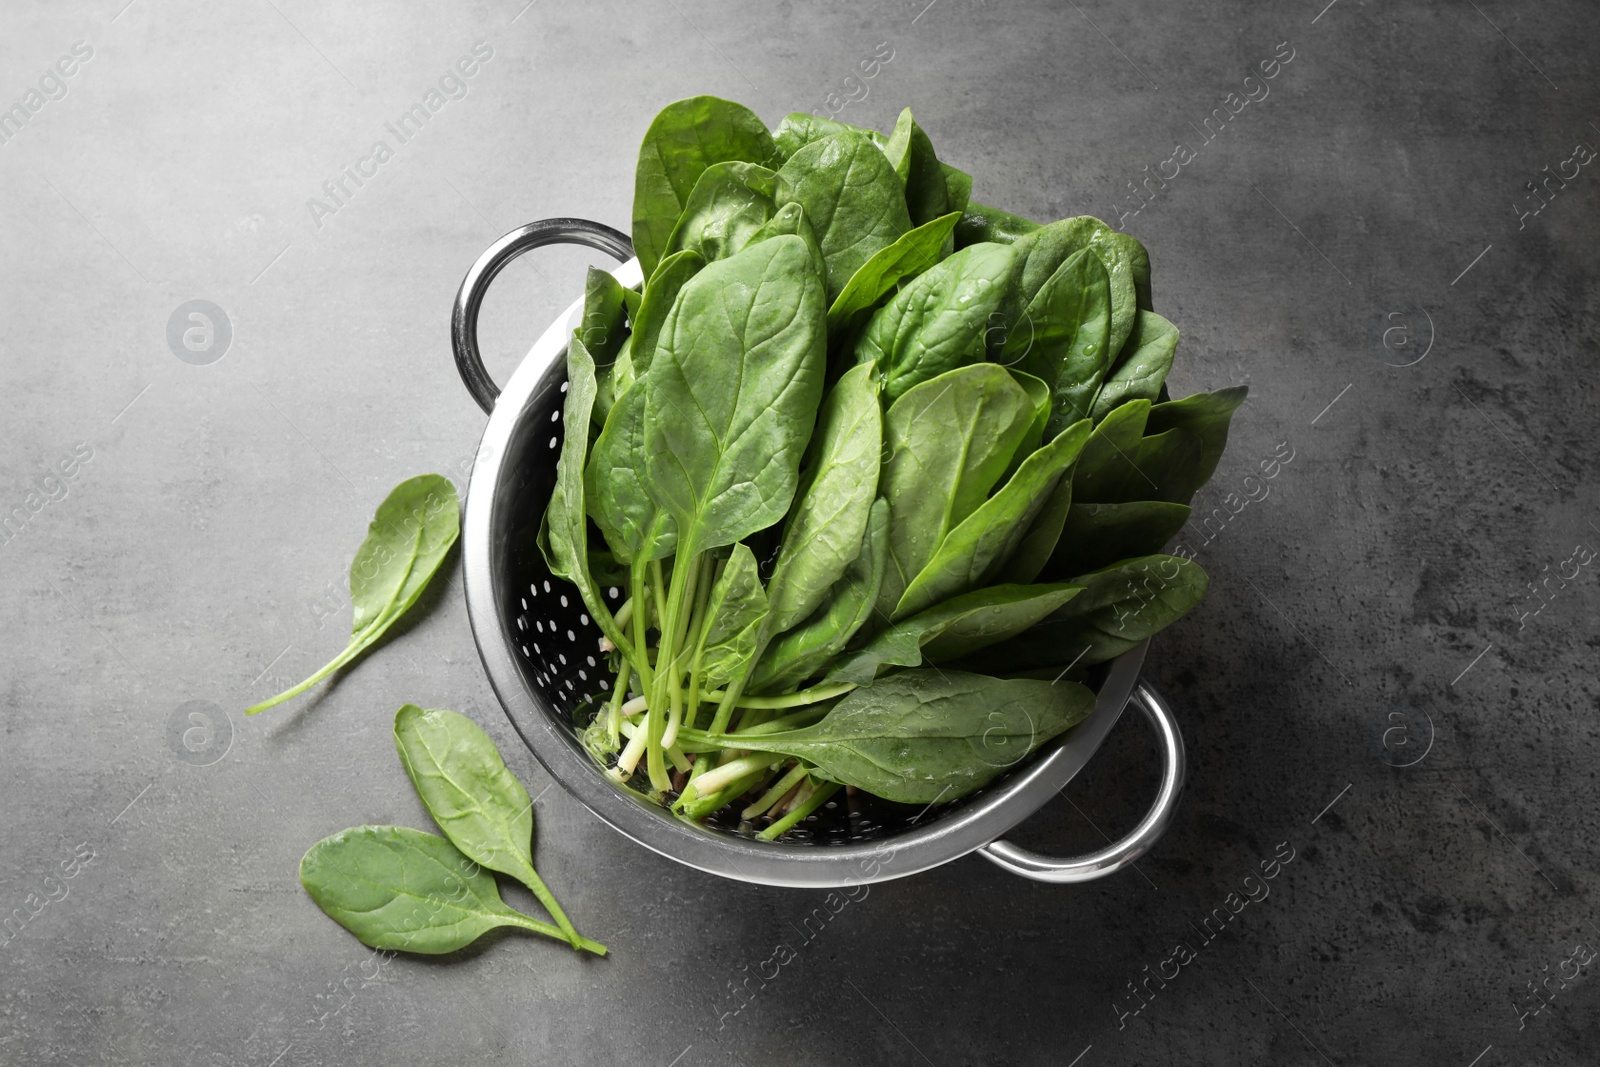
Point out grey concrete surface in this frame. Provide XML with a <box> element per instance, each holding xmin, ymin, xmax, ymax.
<box><xmin>1</xmin><ymin>1</ymin><xmax>1596</xmax><ymax>1064</ymax></box>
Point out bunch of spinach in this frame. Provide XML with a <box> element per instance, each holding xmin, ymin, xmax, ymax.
<box><xmin>543</xmin><ymin>96</ymin><xmax>1245</xmax><ymax>836</ymax></box>
<box><xmin>300</xmin><ymin>705</ymin><xmax>605</xmax><ymax>956</ymax></box>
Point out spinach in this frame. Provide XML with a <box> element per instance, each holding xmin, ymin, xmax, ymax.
<box><xmin>578</xmin><ymin>265</ymin><xmax>629</xmax><ymax>367</ymax></box>
<box><xmin>299</xmin><ymin>826</ymin><xmax>605</xmax><ymax>955</ymax></box>
<box><xmin>954</xmin><ymin>199</ymin><xmax>1041</xmax><ymax>247</ymax></box>
<box><xmin>662</xmin><ymin>161</ymin><xmax>778</xmax><ymax>264</ymax></box>
<box><xmin>745</xmin><ymin>200</ymin><xmax>826</xmax><ymax>274</ymax></box>
<box><xmin>766</xmin><ymin>362</ymin><xmax>883</xmax><ymax>634</ymax></box>
<box><xmin>714</xmin><ymin>669</ymin><xmax>1096</xmax><ymax>803</ymax></box>
<box><xmin>632</xmin><ymin>96</ymin><xmax>776</xmax><ymax>277</ymax></box>
<box><xmin>775</xmin><ymin>133</ymin><xmax>913</xmax><ymax>300</ymax></box>
<box><xmin>586</xmin><ymin>378</ymin><xmax>676</xmax><ymax>564</ymax></box>
<box><xmin>1133</xmin><ymin>386</ymin><xmax>1249</xmax><ymax>505</ymax></box>
<box><xmin>998</xmin><ymin>248</ymin><xmax>1114</xmax><ymax>436</ymax></box>
<box><xmin>975</xmin><ymin>554</ymin><xmax>1208</xmax><ymax>670</ymax></box>
<box><xmin>1090</xmin><ymin>311</ymin><xmax>1179</xmax><ymax>419</ymax></box>
<box><xmin>826</xmin><ymin>210</ymin><xmax>962</xmax><ymax>337</ymax></box>
<box><xmin>875</xmin><ymin>364</ymin><xmax>1038</xmax><ymax>616</ymax></box>
<box><xmin>881</xmin><ymin>108</ymin><xmax>951</xmax><ymax>227</ymax></box>
<box><xmin>771</xmin><ymin>113</ymin><xmax>885</xmax><ymax>160</ymax></box>
<box><xmin>854</xmin><ymin>242</ymin><xmax>1018</xmax><ymax>403</ymax></box>
<box><xmin>1045</xmin><ymin>500</ymin><xmax>1192</xmax><ymax>577</ymax></box>
<box><xmin>245</xmin><ymin>475</ymin><xmax>459</xmax><ymax>715</ymax></box>
<box><xmin>895</xmin><ymin>419</ymin><xmax>1092</xmax><ymax>618</ymax></box>
<box><xmin>643</xmin><ymin>234</ymin><xmax>827</xmax><ymax>559</ymax></box>
<box><xmin>1006</xmin><ymin>217</ymin><xmax>1140</xmax><ymax>361</ymax></box>
<box><xmin>749</xmin><ymin>497</ymin><xmax>888</xmax><ymax>694</ymax></box>
<box><xmin>695</xmin><ymin>544</ymin><xmax>770</xmax><ymax>689</ymax></box>
<box><xmin>829</xmin><ymin>583</ymin><xmax>1081</xmax><ymax>686</ymax></box>
<box><xmin>1070</xmin><ymin>398</ymin><xmax>1153</xmax><ymax>504</ymax></box>
<box><xmin>628</xmin><ymin>248</ymin><xmax>703</xmax><ymax>376</ymax></box>
<box><xmin>392</xmin><ymin>705</ymin><xmax>586</xmax><ymax>951</ymax></box>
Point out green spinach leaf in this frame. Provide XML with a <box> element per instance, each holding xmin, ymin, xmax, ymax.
<box><xmin>954</xmin><ymin>199</ymin><xmax>1041</xmax><ymax>247</ymax></box>
<box><xmin>629</xmin><ymin>248</ymin><xmax>703</xmax><ymax>376</ymax></box>
<box><xmin>246</xmin><ymin>474</ymin><xmax>459</xmax><ymax>715</ymax></box>
<box><xmin>643</xmin><ymin>235</ymin><xmax>827</xmax><ymax>558</ymax></box>
<box><xmin>998</xmin><ymin>248</ymin><xmax>1114</xmax><ymax>436</ymax></box>
<box><xmin>1132</xmin><ymin>386</ymin><xmax>1249</xmax><ymax>505</ymax></box>
<box><xmin>632</xmin><ymin>96</ymin><xmax>777</xmax><ymax>277</ymax></box>
<box><xmin>881</xmin><ymin>108</ymin><xmax>951</xmax><ymax>227</ymax></box>
<box><xmin>827</xmin><ymin>211</ymin><xmax>961</xmax><ymax>336</ymax></box>
<box><xmin>1045</xmin><ymin>500</ymin><xmax>1192</xmax><ymax>577</ymax></box>
<box><xmin>720</xmin><ymin>669</ymin><xmax>1096</xmax><ymax>803</ymax></box>
<box><xmin>1090</xmin><ymin>310</ymin><xmax>1178</xmax><ymax>419</ymax></box>
<box><xmin>662</xmin><ymin>161</ymin><xmax>778</xmax><ymax>264</ymax></box>
<box><xmin>1071</xmin><ymin>398</ymin><xmax>1154</xmax><ymax>504</ymax></box>
<box><xmin>586</xmin><ymin>378</ymin><xmax>676</xmax><ymax>564</ymax></box>
<box><xmin>771</xmin><ymin>113</ymin><xmax>886</xmax><ymax>160</ymax></box>
<box><xmin>775</xmin><ymin>133</ymin><xmax>913</xmax><ymax>300</ymax></box>
<box><xmin>696</xmin><ymin>544</ymin><xmax>770</xmax><ymax>688</ymax></box>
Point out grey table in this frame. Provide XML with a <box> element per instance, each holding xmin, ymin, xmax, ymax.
<box><xmin>2</xmin><ymin>2</ymin><xmax>1595</xmax><ymax>1064</ymax></box>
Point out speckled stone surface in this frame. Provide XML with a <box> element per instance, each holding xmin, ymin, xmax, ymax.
<box><xmin>1</xmin><ymin>1</ymin><xmax>1596</xmax><ymax>1064</ymax></box>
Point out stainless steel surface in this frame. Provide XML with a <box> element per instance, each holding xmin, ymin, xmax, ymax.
<box><xmin>454</xmin><ymin>218</ymin><xmax>1175</xmax><ymax>888</ymax></box>
<box><xmin>977</xmin><ymin>682</ymin><xmax>1186</xmax><ymax>883</ymax></box>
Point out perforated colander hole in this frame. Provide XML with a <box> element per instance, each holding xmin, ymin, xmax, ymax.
<box><xmin>521</xmin><ymin>597</ymin><xmax>528</xmax><ymax>610</ymax></box>
<box><xmin>560</xmin><ymin>381</ymin><xmax>569</xmax><ymax>393</ymax></box>
<box><xmin>567</xmin><ymin>629</ymin><xmax>576</xmax><ymax>641</ymax></box>
<box><xmin>517</xmin><ymin>618</ymin><xmax>527</xmax><ymax>631</ymax></box>
<box><xmin>608</xmin><ymin>586</ymin><xmax>619</xmax><ymax>599</ymax></box>
<box><xmin>535</xmin><ymin>621</ymin><xmax>544</xmax><ymax>633</ymax></box>
<box><xmin>560</xmin><ymin>595</ymin><xmax>569</xmax><ymax>607</ymax></box>
<box><xmin>533</xmin><ymin>642</ymin><xmax>542</xmax><ymax>654</ymax></box>
<box><xmin>549</xmin><ymin>437</ymin><xmax>558</xmax><ymax>449</ymax></box>
<box><xmin>580</xmin><ymin>614</ymin><xmax>591</xmax><ymax>627</ymax></box>
<box><xmin>529</xmin><ymin>583</ymin><xmax>538</xmax><ymax>598</ymax></box>
<box><xmin>599</xmin><ymin>679</ymin><xmax>610</xmax><ymax>690</ymax></box>
<box><xmin>578</xmin><ymin>670</ymin><xmax>588</xmax><ymax>680</ymax></box>
<box><xmin>521</xmin><ymin>645</ymin><xmax>529</xmax><ymax>657</ymax></box>
<box><xmin>544</xmin><ymin>581</ymin><xmax>552</xmax><ymax>593</ymax></box>
<box><xmin>550</xmin><ymin>410</ymin><xmax>559</xmax><ymax>422</ymax></box>
<box><xmin>558</xmin><ymin>653</ymin><xmax>568</xmax><ymax>665</ymax></box>
<box><xmin>564</xmin><ymin>680</ymin><xmax>575</xmax><ymax>691</ymax></box>
<box><xmin>586</xmin><ymin>655</ymin><xmax>596</xmax><ymax>666</ymax></box>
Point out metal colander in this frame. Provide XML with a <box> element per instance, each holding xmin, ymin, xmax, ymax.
<box><xmin>452</xmin><ymin>218</ymin><xmax>1186</xmax><ymax>888</ymax></box>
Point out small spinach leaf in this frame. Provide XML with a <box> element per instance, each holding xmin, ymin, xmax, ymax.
<box><xmin>632</xmin><ymin>96</ymin><xmax>777</xmax><ymax>277</ymax></box>
<box><xmin>827</xmin><ymin>211</ymin><xmax>961</xmax><ymax>337</ymax></box>
<box><xmin>662</xmin><ymin>161</ymin><xmax>778</xmax><ymax>264</ymax></box>
<box><xmin>1090</xmin><ymin>310</ymin><xmax>1178</xmax><ymax>419</ymax></box>
<box><xmin>629</xmin><ymin>248</ymin><xmax>704</xmax><ymax>376</ymax></box>
<box><xmin>1070</xmin><ymin>399</ymin><xmax>1154</xmax><ymax>504</ymax></box>
<box><xmin>577</xmin><ymin>266</ymin><xmax>629</xmax><ymax>367</ymax></box>
<box><xmin>771</xmin><ymin>113</ymin><xmax>885</xmax><ymax>159</ymax></box>
<box><xmin>245</xmin><ymin>474</ymin><xmax>459</xmax><ymax>715</ymax></box>
<box><xmin>722</xmin><ymin>669</ymin><xmax>1096</xmax><ymax>804</ymax></box>
<box><xmin>775</xmin><ymin>133</ymin><xmax>913</xmax><ymax>300</ymax></box>
<box><xmin>697</xmin><ymin>544</ymin><xmax>770</xmax><ymax>688</ymax></box>
<box><xmin>954</xmin><ymin>200</ymin><xmax>1041</xmax><ymax>247</ymax></box>
<box><xmin>586</xmin><ymin>378</ymin><xmax>676</xmax><ymax>564</ymax></box>
<box><xmin>881</xmin><ymin>107</ymin><xmax>951</xmax><ymax>227</ymax></box>
<box><xmin>998</xmin><ymin>248</ymin><xmax>1114</xmax><ymax>436</ymax></box>
<box><xmin>1132</xmin><ymin>386</ymin><xmax>1249</xmax><ymax>505</ymax></box>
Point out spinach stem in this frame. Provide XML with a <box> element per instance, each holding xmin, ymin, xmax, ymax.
<box><xmin>508</xmin><ymin>909</ymin><xmax>608</xmax><ymax>956</ymax></box>
<box><xmin>742</xmin><ymin>763</ymin><xmax>809</xmax><ymax>820</ymax></box>
<box><xmin>758</xmin><ymin>781</ymin><xmax>841</xmax><ymax>841</ymax></box>
<box><xmin>244</xmin><ymin>640</ymin><xmax>365</xmax><ymax>714</ymax></box>
<box><xmin>648</xmin><ymin>553</ymin><xmax>698</xmax><ymax>792</ymax></box>
<box><xmin>689</xmin><ymin>752</ymin><xmax>783</xmax><ymax>796</ymax></box>
<box><xmin>700</xmin><ymin>681</ymin><xmax>857</xmax><ymax>711</ymax></box>
<box><xmin>512</xmin><ymin>860</ymin><xmax>590</xmax><ymax>952</ymax></box>
<box><xmin>604</xmin><ymin>656</ymin><xmax>630</xmax><ymax>749</ymax></box>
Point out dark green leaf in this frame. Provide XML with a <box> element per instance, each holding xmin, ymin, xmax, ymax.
<box><xmin>245</xmin><ymin>474</ymin><xmax>459</xmax><ymax>714</ymax></box>
<box><xmin>767</xmin><ymin>362</ymin><xmax>882</xmax><ymax>634</ymax></box>
<box><xmin>854</xmin><ymin>242</ymin><xmax>1018</xmax><ymax>404</ymax></box>
<box><xmin>1045</xmin><ymin>500</ymin><xmax>1192</xmax><ymax>577</ymax></box>
<box><xmin>632</xmin><ymin>96</ymin><xmax>777</xmax><ymax>277</ymax></box>
<box><xmin>1071</xmin><ymin>399</ymin><xmax>1153</xmax><ymax>504</ymax></box>
<box><xmin>1001</xmin><ymin>217</ymin><xmax>1141</xmax><ymax>361</ymax></box>
<box><xmin>1133</xmin><ymin>387</ymin><xmax>1249</xmax><ymax>505</ymax></box>
<box><xmin>576</xmin><ymin>266</ymin><xmax>629</xmax><ymax>366</ymax></box>
<box><xmin>775</xmin><ymin>133</ymin><xmax>913</xmax><ymax>300</ymax></box>
<box><xmin>875</xmin><ymin>364</ymin><xmax>1039</xmax><ymax>615</ymax></box>
<box><xmin>745</xmin><ymin>200</ymin><xmax>825</xmax><ymax>274</ymax></box>
<box><xmin>723</xmin><ymin>669</ymin><xmax>1096</xmax><ymax>804</ymax></box>
<box><xmin>750</xmin><ymin>497</ymin><xmax>888</xmax><ymax>694</ymax></box>
<box><xmin>1091</xmin><ymin>310</ymin><xmax>1178</xmax><ymax>419</ymax></box>
<box><xmin>643</xmin><ymin>235</ymin><xmax>827</xmax><ymax>557</ymax></box>
<box><xmin>771</xmin><ymin>113</ymin><xmax>885</xmax><ymax>160</ymax></box>
<box><xmin>998</xmin><ymin>248</ymin><xmax>1115</xmax><ymax>436</ymax></box>
<box><xmin>697</xmin><ymin>544</ymin><xmax>770</xmax><ymax>688</ymax></box>
<box><xmin>629</xmin><ymin>249</ymin><xmax>703</xmax><ymax>376</ymax></box>
<box><xmin>953</xmin><ymin>200</ymin><xmax>1041</xmax><ymax>247</ymax></box>
<box><xmin>586</xmin><ymin>378</ymin><xmax>676</xmax><ymax>564</ymax></box>
<box><xmin>661</xmin><ymin>161</ymin><xmax>778</xmax><ymax>264</ymax></box>
<box><xmin>895</xmin><ymin>420</ymin><xmax>1092</xmax><ymax>618</ymax></box>
<box><xmin>826</xmin><ymin>211</ymin><xmax>961</xmax><ymax>337</ymax></box>
<box><xmin>881</xmin><ymin>108</ymin><xmax>950</xmax><ymax>227</ymax></box>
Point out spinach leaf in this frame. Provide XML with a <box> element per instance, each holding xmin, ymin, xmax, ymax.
<box><xmin>577</xmin><ymin>266</ymin><xmax>629</xmax><ymax>367</ymax></box>
<box><xmin>875</xmin><ymin>364</ymin><xmax>1038</xmax><ymax>616</ymax></box>
<box><xmin>721</xmin><ymin>669</ymin><xmax>1096</xmax><ymax>804</ymax></box>
<box><xmin>1002</xmin><ymin>217</ymin><xmax>1141</xmax><ymax>360</ymax></box>
<box><xmin>976</xmin><ymin>554</ymin><xmax>1208</xmax><ymax>670</ymax></box>
<box><xmin>766</xmin><ymin>362</ymin><xmax>882</xmax><ymax>634</ymax></box>
<box><xmin>643</xmin><ymin>235</ymin><xmax>827</xmax><ymax>558</ymax></box>
<box><xmin>662</xmin><ymin>161</ymin><xmax>778</xmax><ymax>264</ymax></box>
<box><xmin>1071</xmin><ymin>398</ymin><xmax>1153</xmax><ymax>504</ymax></box>
<box><xmin>940</xmin><ymin>162</ymin><xmax>973</xmax><ymax>217</ymax></box>
<box><xmin>629</xmin><ymin>248</ymin><xmax>703</xmax><ymax>376</ymax></box>
<box><xmin>881</xmin><ymin>108</ymin><xmax>950</xmax><ymax>227</ymax></box>
<box><xmin>998</xmin><ymin>248</ymin><xmax>1114</xmax><ymax>436</ymax></box>
<box><xmin>1090</xmin><ymin>310</ymin><xmax>1178</xmax><ymax>419</ymax></box>
<box><xmin>854</xmin><ymin>242</ymin><xmax>1018</xmax><ymax>404</ymax></box>
<box><xmin>697</xmin><ymin>544</ymin><xmax>770</xmax><ymax>688</ymax></box>
<box><xmin>954</xmin><ymin>199</ymin><xmax>1040</xmax><ymax>247</ymax></box>
<box><xmin>245</xmin><ymin>474</ymin><xmax>459</xmax><ymax>715</ymax></box>
<box><xmin>744</xmin><ymin>200</ymin><xmax>825</xmax><ymax>274</ymax></box>
<box><xmin>1133</xmin><ymin>386</ymin><xmax>1249</xmax><ymax>505</ymax></box>
<box><xmin>586</xmin><ymin>378</ymin><xmax>676</xmax><ymax>564</ymax></box>
<box><xmin>895</xmin><ymin>419</ymin><xmax>1092</xmax><ymax>618</ymax></box>
<box><xmin>749</xmin><ymin>497</ymin><xmax>888</xmax><ymax>694</ymax></box>
<box><xmin>1045</xmin><ymin>500</ymin><xmax>1192</xmax><ymax>577</ymax></box>
<box><xmin>771</xmin><ymin>113</ymin><xmax>885</xmax><ymax>160</ymax></box>
<box><xmin>299</xmin><ymin>826</ymin><xmax>605</xmax><ymax>955</ymax></box>
<box><xmin>541</xmin><ymin>340</ymin><xmax>634</xmax><ymax>657</ymax></box>
<box><xmin>775</xmin><ymin>133</ymin><xmax>913</xmax><ymax>300</ymax></box>
<box><xmin>830</xmin><ymin>582</ymin><xmax>1081</xmax><ymax>685</ymax></box>
<box><xmin>826</xmin><ymin>211</ymin><xmax>961</xmax><ymax>337</ymax></box>
<box><xmin>392</xmin><ymin>706</ymin><xmax>588</xmax><ymax>951</ymax></box>
<box><xmin>632</xmin><ymin>96</ymin><xmax>777</xmax><ymax>277</ymax></box>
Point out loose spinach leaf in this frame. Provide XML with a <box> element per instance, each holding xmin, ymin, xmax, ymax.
<box><xmin>697</xmin><ymin>544</ymin><xmax>770</xmax><ymax>688</ymax></box>
<box><xmin>392</xmin><ymin>705</ymin><xmax>588</xmax><ymax>951</ymax></box>
<box><xmin>775</xmin><ymin>133</ymin><xmax>913</xmax><ymax>300</ymax></box>
<box><xmin>975</xmin><ymin>554</ymin><xmax>1208</xmax><ymax>670</ymax></box>
<box><xmin>766</xmin><ymin>362</ymin><xmax>882</xmax><ymax>634</ymax></box>
<box><xmin>643</xmin><ymin>235</ymin><xmax>828</xmax><ymax>558</ymax></box>
<box><xmin>1090</xmin><ymin>310</ymin><xmax>1178</xmax><ymax>419</ymax></box>
<box><xmin>998</xmin><ymin>248</ymin><xmax>1115</xmax><ymax>436</ymax></box>
<box><xmin>299</xmin><ymin>826</ymin><xmax>604</xmax><ymax>955</ymax></box>
<box><xmin>854</xmin><ymin>242</ymin><xmax>1018</xmax><ymax>403</ymax></box>
<box><xmin>895</xmin><ymin>420</ymin><xmax>1092</xmax><ymax>618</ymax></box>
<box><xmin>826</xmin><ymin>210</ymin><xmax>961</xmax><ymax>336</ymax></box>
<box><xmin>245</xmin><ymin>475</ymin><xmax>459</xmax><ymax>715</ymax></box>
<box><xmin>629</xmin><ymin>248</ymin><xmax>704</xmax><ymax>376</ymax></box>
<box><xmin>632</xmin><ymin>96</ymin><xmax>777</xmax><ymax>277</ymax></box>
<box><xmin>875</xmin><ymin>364</ymin><xmax>1038</xmax><ymax>616</ymax></box>
<box><xmin>662</xmin><ymin>161</ymin><xmax>778</xmax><ymax>264</ymax></box>
<box><xmin>1071</xmin><ymin>398</ymin><xmax>1154</xmax><ymax>504</ymax></box>
<box><xmin>1004</xmin><ymin>368</ymin><xmax>1054</xmax><ymax>482</ymax></box>
<box><xmin>720</xmin><ymin>669</ymin><xmax>1096</xmax><ymax>804</ymax></box>
<box><xmin>830</xmin><ymin>582</ymin><xmax>1081</xmax><ymax>685</ymax></box>
<box><xmin>1044</xmin><ymin>500</ymin><xmax>1192</xmax><ymax>578</ymax></box>
<box><xmin>586</xmin><ymin>378</ymin><xmax>676</xmax><ymax>564</ymax></box>
<box><xmin>749</xmin><ymin>497</ymin><xmax>888</xmax><ymax>694</ymax></box>
<box><xmin>881</xmin><ymin>108</ymin><xmax>951</xmax><ymax>227</ymax></box>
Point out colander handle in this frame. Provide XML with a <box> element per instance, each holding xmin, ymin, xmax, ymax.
<box><xmin>977</xmin><ymin>683</ymin><xmax>1185</xmax><ymax>883</ymax></box>
<box><xmin>452</xmin><ymin>217</ymin><xmax>634</xmax><ymax>414</ymax></box>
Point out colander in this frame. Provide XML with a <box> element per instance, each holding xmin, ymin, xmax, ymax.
<box><xmin>451</xmin><ymin>218</ymin><xmax>1187</xmax><ymax>888</ymax></box>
